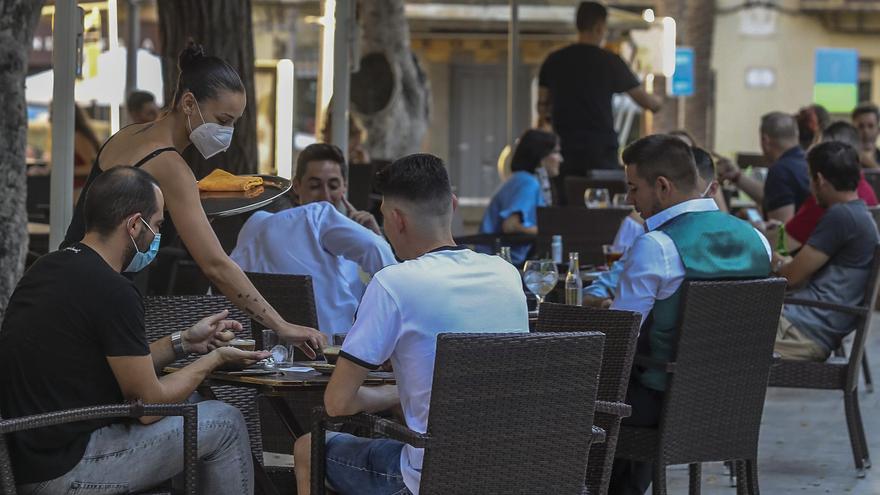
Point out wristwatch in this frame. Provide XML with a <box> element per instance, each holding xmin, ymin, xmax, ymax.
<box><xmin>170</xmin><ymin>331</ymin><xmax>187</xmax><ymax>359</ymax></box>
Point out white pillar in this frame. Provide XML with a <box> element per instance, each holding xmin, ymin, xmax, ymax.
<box><xmin>275</xmin><ymin>59</ymin><xmax>295</xmax><ymax>179</ymax></box>
<box><xmin>315</xmin><ymin>0</ymin><xmax>336</xmax><ymax>144</ymax></box>
<box><xmin>125</xmin><ymin>0</ymin><xmax>141</xmax><ymax>116</ymax></box>
<box><xmin>331</xmin><ymin>0</ymin><xmax>353</xmax><ymax>164</ymax></box>
<box><xmin>506</xmin><ymin>0</ymin><xmax>520</xmax><ymax>146</ymax></box>
<box><xmin>49</xmin><ymin>1</ymin><xmax>81</xmax><ymax>250</ymax></box>
<box><xmin>108</xmin><ymin>0</ymin><xmax>120</xmax><ymax>133</ymax></box>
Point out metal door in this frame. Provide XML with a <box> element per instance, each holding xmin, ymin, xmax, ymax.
<box><xmin>449</xmin><ymin>63</ymin><xmax>530</xmax><ymax>199</ymax></box>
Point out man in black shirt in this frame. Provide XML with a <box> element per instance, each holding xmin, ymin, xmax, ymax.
<box><xmin>538</xmin><ymin>1</ymin><xmax>662</xmax><ymax>199</ymax></box>
<box><xmin>0</xmin><ymin>167</ymin><xmax>268</xmax><ymax>494</ymax></box>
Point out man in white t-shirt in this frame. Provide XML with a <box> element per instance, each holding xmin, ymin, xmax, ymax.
<box><xmin>293</xmin><ymin>154</ymin><xmax>530</xmax><ymax>495</ymax></box>
<box><xmin>230</xmin><ymin>144</ymin><xmax>397</xmax><ymax>336</ymax></box>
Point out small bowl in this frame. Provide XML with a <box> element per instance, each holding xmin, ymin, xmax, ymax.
<box><xmin>322</xmin><ymin>346</ymin><xmax>341</xmax><ymax>364</ymax></box>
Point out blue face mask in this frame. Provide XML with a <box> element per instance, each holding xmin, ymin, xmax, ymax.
<box><xmin>125</xmin><ymin>217</ymin><xmax>161</xmax><ymax>273</ymax></box>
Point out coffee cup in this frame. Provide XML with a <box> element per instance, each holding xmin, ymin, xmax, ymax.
<box><xmin>228</xmin><ymin>338</ymin><xmax>256</xmax><ymax>351</ymax></box>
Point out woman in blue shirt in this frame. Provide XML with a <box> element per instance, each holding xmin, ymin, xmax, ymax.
<box><xmin>479</xmin><ymin>129</ymin><xmax>562</xmax><ymax>264</ymax></box>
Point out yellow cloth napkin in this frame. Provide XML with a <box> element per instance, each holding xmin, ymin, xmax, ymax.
<box><xmin>198</xmin><ymin>169</ymin><xmax>263</xmax><ymax>192</ymax></box>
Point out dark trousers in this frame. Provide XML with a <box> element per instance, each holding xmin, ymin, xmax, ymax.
<box><xmin>608</xmin><ymin>377</ymin><xmax>665</xmax><ymax>495</ymax></box>
<box><xmin>554</xmin><ymin>137</ymin><xmax>620</xmax><ymax>205</ymax></box>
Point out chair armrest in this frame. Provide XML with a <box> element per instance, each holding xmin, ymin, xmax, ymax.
<box><xmin>633</xmin><ymin>355</ymin><xmax>677</xmax><ymax>373</ymax></box>
<box><xmin>783</xmin><ymin>297</ymin><xmax>868</xmax><ymax>317</ymax></box>
<box><xmin>312</xmin><ymin>408</ymin><xmax>430</xmax><ymax>448</ymax></box>
<box><xmin>0</xmin><ymin>402</ymin><xmax>193</xmax><ymax>434</ymax></box>
<box><xmin>0</xmin><ymin>403</ymin><xmax>198</xmax><ymax>495</ymax></box>
<box><xmin>310</xmin><ymin>407</ymin><xmax>430</xmax><ymax>495</ymax></box>
<box><xmin>591</xmin><ymin>426</ymin><xmax>606</xmax><ymax>445</ymax></box>
<box><xmin>595</xmin><ymin>400</ymin><xmax>632</xmax><ymax>419</ymax></box>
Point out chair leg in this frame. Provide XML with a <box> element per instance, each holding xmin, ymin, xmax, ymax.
<box><xmin>843</xmin><ymin>391</ymin><xmax>867</xmax><ymax>477</ymax></box>
<box><xmin>863</xmin><ymin>353</ymin><xmax>874</xmax><ymax>393</ymax></box>
<box><xmin>725</xmin><ymin>460</ymin><xmax>737</xmax><ymax>487</ymax></box>
<box><xmin>745</xmin><ymin>458</ymin><xmax>760</xmax><ymax>495</ymax></box>
<box><xmin>688</xmin><ymin>463</ymin><xmax>701</xmax><ymax>495</ymax></box>
<box><xmin>850</xmin><ymin>390</ymin><xmax>871</xmax><ymax>469</ymax></box>
<box><xmin>735</xmin><ymin>461</ymin><xmax>748</xmax><ymax>495</ymax></box>
<box><xmin>652</xmin><ymin>464</ymin><xmax>667</xmax><ymax>495</ymax></box>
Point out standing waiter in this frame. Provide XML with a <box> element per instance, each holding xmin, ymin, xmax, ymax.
<box><xmin>539</xmin><ymin>1</ymin><xmax>662</xmax><ymax>202</ymax></box>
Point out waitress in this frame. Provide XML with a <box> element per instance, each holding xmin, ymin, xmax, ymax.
<box><xmin>62</xmin><ymin>43</ymin><xmax>326</xmax><ymax>356</ymax></box>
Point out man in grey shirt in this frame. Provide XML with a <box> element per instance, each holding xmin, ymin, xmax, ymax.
<box><xmin>774</xmin><ymin>141</ymin><xmax>879</xmax><ymax>360</ymax></box>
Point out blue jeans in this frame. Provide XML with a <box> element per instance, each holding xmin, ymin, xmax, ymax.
<box><xmin>18</xmin><ymin>400</ymin><xmax>253</xmax><ymax>495</ymax></box>
<box><xmin>324</xmin><ymin>432</ymin><xmax>412</xmax><ymax>495</ymax></box>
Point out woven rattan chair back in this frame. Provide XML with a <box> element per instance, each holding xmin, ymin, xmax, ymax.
<box><xmin>244</xmin><ymin>272</ymin><xmax>319</xmax><ymax>348</ymax></box>
<box><xmin>535</xmin><ymin>303</ymin><xmax>641</xmax><ymax>495</ymax></box>
<box><xmin>846</xmin><ymin>244</ymin><xmax>880</xmax><ymax>389</ymax></box>
<box><xmin>243</xmin><ymin>272</ymin><xmax>322</xmax><ymax>456</ymax></box>
<box><xmin>658</xmin><ymin>279</ymin><xmax>786</xmax><ymax>465</ymax></box>
<box><xmin>418</xmin><ymin>332</ymin><xmax>605</xmax><ymax>495</ymax></box>
<box><xmin>143</xmin><ymin>296</ymin><xmax>264</xmax><ymax>460</ymax></box>
<box><xmin>536</xmin><ymin>303</ymin><xmax>641</xmax><ymax>401</ymax></box>
<box><xmin>537</xmin><ymin>207</ymin><xmax>631</xmax><ymax>265</ymax></box>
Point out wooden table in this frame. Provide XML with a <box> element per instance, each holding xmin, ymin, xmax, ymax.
<box><xmin>165</xmin><ymin>364</ymin><xmax>395</xmax><ymax>495</ymax></box>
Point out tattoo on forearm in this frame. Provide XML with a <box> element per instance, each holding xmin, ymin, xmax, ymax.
<box><xmin>237</xmin><ymin>293</ymin><xmax>267</xmax><ymax>324</ymax></box>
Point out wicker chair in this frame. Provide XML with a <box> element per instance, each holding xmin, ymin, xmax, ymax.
<box><xmin>536</xmin><ymin>207</ymin><xmax>631</xmax><ymax>266</ymax></box>
<box><xmin>143</xmin><ymin>296</ymin><xmax>264</xmax><ymax>462</ymax></box>
<box><xmin>454</xmin><ymin>233</ymin><xmax>536</xmax><ymax>253</ymax></box>
<box><xmin>244</xmin><ymin>272</ymin><xmax>320</xmax><ymax>348</ymax></box>
<box><xmin>244</xmin><ymin>271</ymin><xmax>322</xmax><ymax>448</ymax></box>
<box><xmin>311</xmin><ymin>332</ymin><xmax>617</xmax><ymax>495</ymax></box>
<box><xmin>535</xmin><ymin>303</ymin><xmax>642</xmax><ymax>495</ymax></box>
<box><xmin>0</xmin><ymin>403</ymin><xmax>198</xmax><ymax>495</ymax></box>
<box><xmin>614</xmin><ymin>278</ymin><xmax>787</xmax><ymax>495</ymax></box>
<box><xmin>768</xmin><ymin>244</ymin><xmax>880</xmax><ymax>477</ymax></box>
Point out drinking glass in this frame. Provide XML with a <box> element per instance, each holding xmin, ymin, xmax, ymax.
<box><xmin>522</xmin><ymin>259</ymin><xmax>558</xmax><ymax>306</ymax></box>
<box><xmin>262</xmin><ymin>329</ymin><xmax>294</xmax><ymax>367</ymax></box>
<box><xmin>612</xmin><ymin>193</ymin><xmax>630</xmax><ymax>208</ymax></box>
<box><xmin>584</xmin><ymin>188</ymin><xmax>610</xmax><ymax>209</ymax></box>
<box><xmin>602</xmin><ymin>244</ymin><xmax>625</xmax><ymax>268</ymax></box>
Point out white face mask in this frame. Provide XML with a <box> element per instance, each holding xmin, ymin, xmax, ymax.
<box><xmin>187</xmin><ymin>99</ymin><xmax>234</xmax><ymax>159</ymax></box>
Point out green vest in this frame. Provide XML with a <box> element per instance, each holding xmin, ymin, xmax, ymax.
<box><xmin>637</xmin><ymin>210</ymin><xmax>771</xmax><ymax>391</ymax></box>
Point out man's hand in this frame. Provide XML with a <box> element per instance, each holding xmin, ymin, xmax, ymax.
<box><xmin>276</xmin><ymin>322</ymin><xmax>328</xmax><ymax>360</ymax></box>
<box><xmin>860</xmin><ymin>150</ymin><xmax>879</xmax><ymax>169</ymax></box>
<box><xmin>583</xmin><ymin>294</ymin><xmax>612</xmax><ymax>309</ymax></box>
<box><xmin>716</xmin><ymin>156</ymin><xmax>740</xmax><ymax>182</ymax></box>
<box><xmin>211</xmin><ymin>347</ymin><xmax>271</xmax><ymax>369</ymax></box>
<box><xmin>342</xmin><ymin>196</ymin><xmax>382</xmax><ymax>236</ymax></box>
<box><xmin>183</xmin><ymin>309</ymin><xmax>241</xmax><ymax>355</ymax></box>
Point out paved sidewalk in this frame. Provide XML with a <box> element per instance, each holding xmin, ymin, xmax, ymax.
<box><xmin>667</xmin><ymin>316</ymin><xmax>880</xmax><ymax>494</ymax></box>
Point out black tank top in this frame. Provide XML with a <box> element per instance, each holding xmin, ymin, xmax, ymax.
<box><xmin>60</xmin><ymin>134</ymin><xmax>178</xmax><ymax>248</ymax></box>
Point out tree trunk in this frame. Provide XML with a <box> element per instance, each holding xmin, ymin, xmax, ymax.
<box><xmin>655</xmin><ymin>0</ymin><xmax>715</xmax><ymax>149</ymax></box>
<box><xmin>157</xmin><ymin>0</ymin><xmax>258</xmax><ymax>178</ymax></box>
<box><xmin>0</xmin><ymin>0</ymin><xmax>45</xmax><ymax>320</ymax></box>
<box><xmin>352</xmin><ymin>0</ymin><xmax>430</xmax><ymax>160</ymax></box>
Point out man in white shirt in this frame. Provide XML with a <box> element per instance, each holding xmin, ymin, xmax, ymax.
<box><xmin>292</xmin><ymin>143</ymin><xmax>381</xmax><ymax>235</ymax></box>
<box><xmin>230</xmin><ymin>144</ymin><xmax>397</xmax><ymax>337</ymax></box>
<box><xmin>608</xmin><ymin>135</ymin><xmax>771</xmax><ymax>495</ymax></box>
<box><xmin>292</xmin><ymin>154</ymin><xmax>529</xmax><ymax>495</ymax></box>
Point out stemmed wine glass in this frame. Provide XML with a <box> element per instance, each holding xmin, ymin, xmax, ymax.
<box><xmin>522</xmin><ymin>259</ymin><xmax>558</xmax><ymax>307</ymax></box>
<box><xmin>584</xmin><ymin>188</ymin><xmax>610</xmax><ymax>209</ymax></box>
